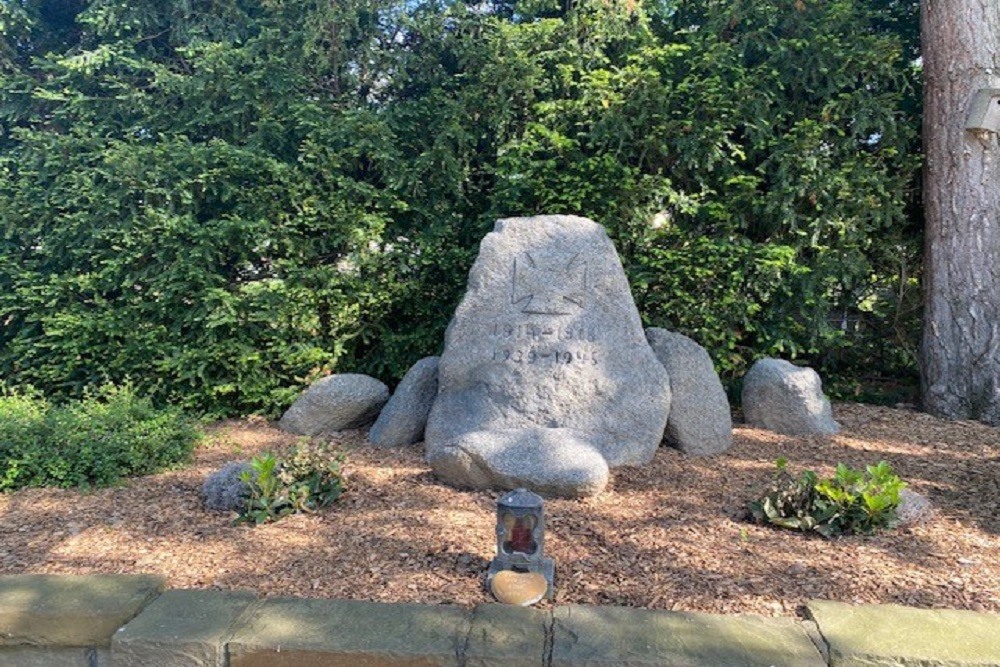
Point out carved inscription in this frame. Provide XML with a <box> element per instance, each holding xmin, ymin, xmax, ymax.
<box><xmin>511</xmin><ymin>252</ymin><xmax>589</xmax><ymax>315</ymax></box>
<box><xmin>490</xmin><ymin>321</ymin><xmax>599</xmax><ymax>366</ymax></box>
<box><xmin>492</xmin><ymin>347</ymin><xmax>598</xmax><ymax>366</ymax></box>
<box><xmin>491</xmin><ymin>322</ymin><xmax>596</xmax><ymax>341</ymax></box>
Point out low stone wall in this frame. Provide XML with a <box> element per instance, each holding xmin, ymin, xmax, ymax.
<box><xmin>1</xmin><ymin>574</ymin><xmax>997</xmax><ymax>666</ymax></box>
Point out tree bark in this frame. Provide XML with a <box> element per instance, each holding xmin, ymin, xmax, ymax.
<box><xmin>921</xmin><ymin>0</ymin><xmax>1000</xmax><ymax>424</ymax></box>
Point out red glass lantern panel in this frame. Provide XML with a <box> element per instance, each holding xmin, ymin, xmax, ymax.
<box><xmin>501</xmin><ymin>512</ymin><xmax>537</xmax><ymax>555</ymax></box>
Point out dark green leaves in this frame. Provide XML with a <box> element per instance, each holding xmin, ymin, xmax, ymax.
<box><xmin>749</xmin><ymin>459</ymin><xmax>908</xmax><ymax>538</ymax></box>
<box><xmin>237</xmin><ymin>441</ymin><xmax>347</xmax><ymax>525</ymax></box>
<box><xmin>0</xmin><ymin>0</ymin><xmax>921</xmax><ymax>414</ymax></box>
<box><xmin>0</xmin><ymin>384</ymin><xmax>200</xmax><ymax>491</ymax></box>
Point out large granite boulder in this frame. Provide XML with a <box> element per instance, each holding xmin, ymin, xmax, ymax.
<box><xmin>424</xmin><ymin>215</ymin><xmax>671</xmax><ymax>496</ymax></box>
<box><xmin>279</xmin><ymin>374</ymin><xmax>389</xmax><ymax>436</ymax></box>
<box><xmin>646</xmin><ymin>328</ymin><xmax>732</xmax><ymax>455</ymax></box>
<box><xmin>369</xmin><ymin>356</ymin><xmax>440</xmax><ymax>447</ymax></box>
<box><xmin>741</xmin><ymin>358</ymin><xmax>839</xmax><ymax>435</ymax></box>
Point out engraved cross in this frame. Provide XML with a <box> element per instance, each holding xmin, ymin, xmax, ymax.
<box><xmin>511</xmin><ymin>252</ymin><xmax>588</xmax><ymax>315</ymax></box>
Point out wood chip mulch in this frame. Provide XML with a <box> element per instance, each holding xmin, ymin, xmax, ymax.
<box><xmin>1</xmin><ymin>403</ymin><xmax>997</xmax><ymax>619</ymax></box>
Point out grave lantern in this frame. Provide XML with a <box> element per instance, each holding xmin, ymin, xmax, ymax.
<box><xmin>486</xmin><ymin>488</ymin><xmax>555</xmax><ymax>600</ymax></box>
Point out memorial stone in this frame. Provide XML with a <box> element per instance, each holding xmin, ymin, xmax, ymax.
<box><xmin>425</xmin><ymin>215</ymin><xmax>671</xmax><ymax>496</ymax></box>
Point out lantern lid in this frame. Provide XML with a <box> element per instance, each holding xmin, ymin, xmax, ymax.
<box><xmin>498</xmin><ymin>488</ymin><xmax>543</xmax><ymax>509</ymax></box>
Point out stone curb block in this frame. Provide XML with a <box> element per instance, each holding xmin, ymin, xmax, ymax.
<box><xmin>550</xmin><ymin>604</ymin><xmax>827</xmax><ymax>667</ymax></box>
<box><xmin>226</xmin><ymin>597</ymin><xmax>470</xmax><ymax>666</ymax></box>
<box><xmin>0</xmin><ymin>645</ymin><xmax>109</xmax><ymax>666</ymax></box>
<box><xmin>463</xmin><ymin>603</ymin><xmax>551</xmax><ymax>667</ymax></box>
<box><xmin>0</xmin><ymin>574</ymin><xmax>165</xmax><ymax>647</ymax></box>
<box><xmin>3</xmin><ymin>575</ymin><xmax>1000</xmax><ymax>667</ymax></box>
<box><xmin>807</xmin><ymin>599</ymin><xmax>1000</xmax><ymax>667</ymax></box>
<box><xmin>112</xmin><ymin>589</ymin><xmax>258</xmax><ymax>667</ymax></box>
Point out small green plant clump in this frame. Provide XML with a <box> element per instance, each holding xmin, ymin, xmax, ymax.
<box><xmin>236</xmin><ymin>440</ymin><xmax>346</xmax><ymax>525</ymax></box>
<box><xmin>749</xmin><ymin>458</ymin><xmax>907</xmax><ymax>538</ymax></box>
<box><xmin>0</xmin><ymin>384</ymin><xmax>200</xmax><ymax>491</ymax></box>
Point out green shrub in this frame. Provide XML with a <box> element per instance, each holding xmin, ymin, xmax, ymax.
<box><xmin>0</xmin><ymin>0</ymin><xmax>921</xmax><ymax>417</ymax></box>
<box><xmin>237</xmin><ymin>440</ymin><xmax>346</xmax><ymax>525</ymax></box>
<box><xmin>0</xmin><ymin>384</ymin><xmax>200</xmax><ymax>491</ymax></box>
<box><xmin>749</xmin><ymin>458</ymin><xmax>906</xmax><ymax>537</ymax></box>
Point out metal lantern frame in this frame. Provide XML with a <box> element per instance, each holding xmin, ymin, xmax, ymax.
<box><xmin>486</xmin><ymin>488</ymin><xmax>555</xmax><ymax>598</ymax></box>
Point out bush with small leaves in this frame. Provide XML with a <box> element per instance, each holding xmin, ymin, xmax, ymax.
<box><xmin>749</xmin><ymin>458</ymin><xmax>907</xmax><ymax>538</ymax></box>
<box><xmin>202</xmin><ymin>462</ymin><xmax>253</xmax><ymax>512</ymax></box>
<box><xmin>1</xmin><ymin>384</ymin><xmax>200</xmax><ymax>491</ymax></box>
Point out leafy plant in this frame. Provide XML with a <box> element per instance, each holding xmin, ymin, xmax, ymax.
<box><xmin>236</xmin><ymin>440</ymin><xmax>346</xmax><ymax>525</ymax></box>
<box><xmin>749</xmin><ymin>458</ymin><xmax>907</xmax><ymax>537</ymax></box>
<box><xmin>0</xmin><ymin>384</ymin><xmax>200</xmax><ymax>491</ymax></box>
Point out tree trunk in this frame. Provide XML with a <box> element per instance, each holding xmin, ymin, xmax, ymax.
<box><xmin>921</xmin><ymin>0</ymin><xmax>1000</xmax><ymax>425</ymax></box>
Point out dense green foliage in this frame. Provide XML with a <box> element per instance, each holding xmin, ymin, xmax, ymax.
<box><xmin>0</xmin><ymin>384</ymin><xmax>200</xmax><ymax>490</ymax></box>
<box><xmin>237</xmin><ymin>440</ymin><xmax>346</xmax><ymax>525</ymax></box>
<box><xmin>0</xmin><ymin>0</ymin><xmax>921</xmax><ymax>416</ymax></box>
<box><xmin>749</xmin><ymin>458</ymin><xmax>907</xmax><ymax>537</ymax></box>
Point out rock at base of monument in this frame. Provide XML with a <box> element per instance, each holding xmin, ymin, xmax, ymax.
<box><xmin>741</xmin><ymin>358</ymin><xmax>840</xmax><ymax>436</ymax></box>
<box><xmin>369</xmin><ymin>356</ymin><xmax>440</xmax><ymax>448</ymax></box>
<box><xmin>426</xmin><ymin>428</ymin><xmax>609</xmax><ymax>497</ymax></box>
<box><xmin>278</xmin><ymin>374</ymin><xmax>389</xmax><ymax>436</ymax></box>
<box><xmin>646</xmin><ymin>327</ymin><xmax>733</xmax><ymax>456</ymax></box>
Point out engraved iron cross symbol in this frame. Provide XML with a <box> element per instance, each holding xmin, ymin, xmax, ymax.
<box><xmin>511</xmin><ymin>252</ymin><xmax>588</xmax><ymax>315</ymax></box>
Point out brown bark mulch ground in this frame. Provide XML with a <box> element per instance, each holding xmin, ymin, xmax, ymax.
<box><xmin>1</xmin><ymin>402</ymin><xmax>997</xmax><ymax>619</ymax></box>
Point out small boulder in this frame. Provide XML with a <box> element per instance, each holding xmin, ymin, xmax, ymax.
<box><xmin>202</xmin><ymin>462</ymin><xmax>251</xmax><ymax>512</ymax></box>
<box><xmin>427</xmin><ymin>428</ymin><xmax>609</xmax><ymax>497</ymax></box>
<box><xmin>741</xmin><ymin>358</ymin><xmax>839</xmax><ymax>436</ymax></box>
<box><xmin>369</xmin><ymin>356</ymin><xmax>440</xmax><ymax>447</ymax></box>
<box><xmin>646</xmin><ymin>328</ymin><xmax>732</xmax><ymax>455</ymax></box>
<box><xmin>278</xmin><ymin>373</ymin><xmax>389</xmax><ymax>436</ymax></box>
<box><xmin>896</xmin><ymin>488</ymin><xmax>933</xmax><ymax>526</ymax></box>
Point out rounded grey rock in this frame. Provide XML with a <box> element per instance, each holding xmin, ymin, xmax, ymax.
<box><xmin>646</xmin><ymin>328</ymin><xmax>732</xmax><ymax>455</ymax></box>
<box><xmin>278</xmin><ymin>373</ymin><xmax>389</xmax><ymax>436</ymax></box>
<box><xmin>427</xmin><ymin>428</ymin><xmax>609</xmax><ymax>497</ymax></box>
<box><xmin>369</xmin><ymin>356</ymin><xmax>440</xmax><ymax>447</ymax></box>
<box><xmin>424</xmin><ymin>215</ymin><xmax>671</xmax><ymax>495</ymax></box>
<box><xmin>896</xmin><ymin>488</ymin><xmax>933</xmax><ymax>526</ymax></box>
<box><xmin>202</xmin><ymin>461</ymin><xmax>251</xmax><ymax>512</ymax></box>
<box><xmin>741</xmin><ymin>358</ymin><xmax>840</xmax><ymax>436</ymax></box>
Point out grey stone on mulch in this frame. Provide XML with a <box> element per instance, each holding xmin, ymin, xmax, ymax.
<box><xmin>369</xmin><ymin>356</ymin><xmax>439</xmax><ymax>448</ymax></box>
<box><xmin>741</xmin><ymin>358</ymin><xmax>839</xmax><ymax>435</ymax></box>
<box><xmin>278</xmin><ymin>373</ymin><xmax>389</xmax><ymax>436</ymax></box>
<box><xmin>646</xmin><ymin>327</ymin><xmax>733</xmax><ymax>456</ymax></box>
